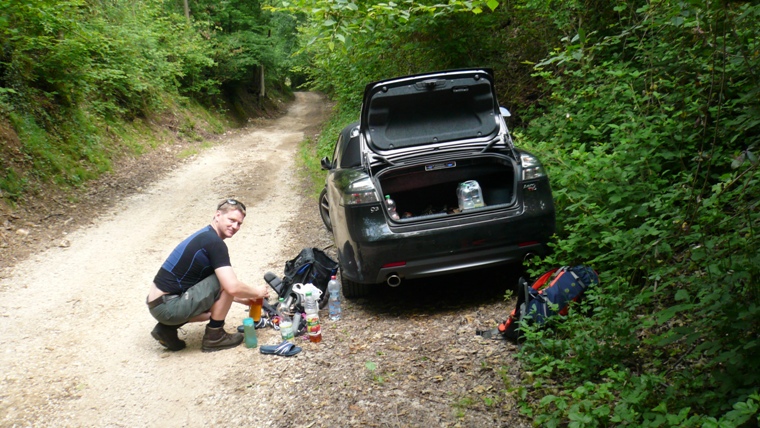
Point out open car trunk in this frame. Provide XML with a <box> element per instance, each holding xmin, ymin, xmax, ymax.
<box><xmin>363</xmin><ymin>70</ymin><xmax>499</xmax><ymax>150</ymax></box>
<box><xmin>375</xmin><ymin>155</ymin><xmax>516</xmax><ymax>220</ymax></box>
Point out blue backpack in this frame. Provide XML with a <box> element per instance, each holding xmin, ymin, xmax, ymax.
<box><xmin>498</xmin><ymin>266</ymin><xmax>599</xmax><ymax>340</ymax></box>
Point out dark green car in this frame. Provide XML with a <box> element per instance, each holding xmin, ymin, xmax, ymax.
<box><xmin>319</xmin><ymin>69</ymin><xmax>556</xmax><ymax>297</ymax></box>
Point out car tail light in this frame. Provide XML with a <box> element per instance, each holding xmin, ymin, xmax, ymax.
<box><xmin>341</xmin><ymin>176</ymin><xmax>380</xmax><ymax>205</ymax></box>
<box><xmin>521</xmin><ymin>153</ymin><xmax>547</xmax><ymax>180</ymax></box>
<box><xmin>382</xmin><ymin>261</ymin><xmax>406</xmax><ymax>269</ymax></box>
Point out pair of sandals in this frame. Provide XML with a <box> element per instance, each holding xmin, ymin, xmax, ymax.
<box><xmin>259</xmin><ymin>341</ymin><xmax>301</xmax><ymax>357</ymax></box>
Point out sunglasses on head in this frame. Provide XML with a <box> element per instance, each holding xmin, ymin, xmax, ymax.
<box><xmin>217</xmin><ymin>199</ymin><xmax>246</xmax><ymax>212</ymax></box>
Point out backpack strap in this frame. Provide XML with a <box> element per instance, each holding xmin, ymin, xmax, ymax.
<box><xmin>477</xmin><ymin>305</ymin><xmax>518</xmax><ymax>340</ymax></box>
<box><xmin>532</xmin><ymin>267</ymin><xmax>560</xmax><ymax>291</ymax></box>
<box><xmin>569</xmin><ymin>269</ymin><xmax>587</xmax><ymax>290</ymax></box>
<box><xmin>498</xmin><ymin>307</ymin><xmax>518</xmax><ymax>333</ymax></box>
<box><xmin>476</xmin><ymin>268</ymin><xmax>563</xmax><ymax>340</ymax></box>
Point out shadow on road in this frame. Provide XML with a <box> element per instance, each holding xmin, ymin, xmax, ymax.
<box><xmin>348</xmin><ymin>263</ymin><xmax>526</xmax><ymax>317</ymax></box>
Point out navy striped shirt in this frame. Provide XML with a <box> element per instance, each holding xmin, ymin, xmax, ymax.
<box><xmin>153</xmin><ymin>225</ymin><xmax>231</xmax><ymax>294</ymax></box>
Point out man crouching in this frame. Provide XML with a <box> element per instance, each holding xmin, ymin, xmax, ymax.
<box><xmin>146</xmin><ymin>199</ymin><xmax>269</xmax><ymax>352</ymax></box>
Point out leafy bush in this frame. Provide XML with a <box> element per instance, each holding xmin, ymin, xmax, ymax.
<box><xmin>516</xmin><ymin>0</ymin><xmax>760</xmax><ymax>425</ymax></box>
<box><xmin>270</xmin><ymin>0</ymin><xmax>511</xmax><ymax>106</ymax></box>
<box><xmin>0</xmin><ymin>0</ymin><xmax>297</xmax><ymax>201</ymax></box>
<box><xmin>257</xmin><ymin>2</ymin><xmax>760</xmax><ymax>424</ymax></box>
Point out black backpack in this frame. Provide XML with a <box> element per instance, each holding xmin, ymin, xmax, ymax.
<box><xmin>480</xmin><ymin>266</ymin><xmax>599</xmax><ymax>341</ymax></box>
<box><xmin>264</xmin><ymin>247</ymin><xmax>339</xmax><ymax>313</ymax></box>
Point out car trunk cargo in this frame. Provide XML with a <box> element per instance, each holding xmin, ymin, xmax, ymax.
<box><xmin>376</xmin><ymin>155</ymin><xmax>516</xmax><ymax>220</ymax></box>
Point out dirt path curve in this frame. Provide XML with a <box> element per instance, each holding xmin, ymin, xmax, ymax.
<box><xmin>1</xmin><ymin>92</ymin><xmax>530</xmax><ymax>428</ymax></box>
<box><xmin>0</xmin><ymin>92</ymin><xmax>332</xmax><ymax>426</ymax></box>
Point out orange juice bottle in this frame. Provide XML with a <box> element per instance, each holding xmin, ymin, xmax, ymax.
<box><xmin>249</xmin><ymin>298</ymin><xmax>263</xmax><ymax>322</ymax></box>
<box><xmin>304</xmin><ymin>291</ymin><xmax>322</xmax><ymax>343</ymax></box>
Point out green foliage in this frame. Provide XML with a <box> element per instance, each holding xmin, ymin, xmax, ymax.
<box><xmin>0</xmin><ymin>167</ymin><xmax>26</xmax><ymax>201</ymax></box>
<box><xmin>268</xmin><ymin>0</ymin><xmax>510</xmax><ymax>106</ymax></box>
<box><xmin>186</xmin><ymin>0</ymin><xmax>267</xmax><ymax>87</ymax></box>
<box><xmin>0</xmin><ymin>0</ymin><xmax>297</xmax><ymax>202</ymax></box>
<box><xmin>274</xmin><ymin>0</ymin><xmax>760</xmax><ymax>425</ymax></box>
<box><xmin>83</xmin><ymin>2</ymin><xmax>192</xmax><ymax>118</ymax></box>
<box><xmin>514</xmin><ymin>0</ymin><xmax>760</xmax><ymax>425</ymax></box>
<box><xmin>364</xmin><ymin>360</ymin><xmax>385</xmax><ymax>384</ymax></box>
<box><xmin>3</xmin><ymin>0</ymin><xmax>759</xmax><ymax>424</ymax></box>
<box><xmin>298</xmin><ymin>100</ymin><xmax>348</xmax><ymax>196</ymax></box>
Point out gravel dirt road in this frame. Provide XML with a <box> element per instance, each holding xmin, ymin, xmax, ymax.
<box><xmin>0</xmin><ymin>92</ymin><xmax>530</xmax><ymax>427</ymax></box>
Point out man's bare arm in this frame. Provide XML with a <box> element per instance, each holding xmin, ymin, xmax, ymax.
<box><xmin>215</xmin><ymin>266</ymin><xmax>269</xmax><ymax>300</ymax></box>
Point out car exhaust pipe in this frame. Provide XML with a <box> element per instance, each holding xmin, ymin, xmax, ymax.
<box><xmin>523</xmin><ymin>252</ymin><xmax>538</xmax><ymax>263</ymax></box>
<box><xmin>386</xmin><ymin>274</ymin><xmax>402</xmax><ymax>287</ymax></box>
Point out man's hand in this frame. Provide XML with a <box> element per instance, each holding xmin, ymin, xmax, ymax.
<box><xmin>254</xmin><ymin>284</ymin><xmax>270</xmax><ymax>300</ymax></box>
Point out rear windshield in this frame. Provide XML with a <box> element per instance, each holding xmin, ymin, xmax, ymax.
<box><xmin>365</xmin><ymin>77</ymin><xmax>498</xmax><ymax>150</ymax></box>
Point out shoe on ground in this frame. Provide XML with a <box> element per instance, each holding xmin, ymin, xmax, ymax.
<box><xmin>151</xmin><ymin>323</ymin><xmax>186</xmax><ymax>351</ymax></box>
<box><xmin>202</xmin><ymin>325</ymin><xmax>243</xmax><ymax>352</ymax></box>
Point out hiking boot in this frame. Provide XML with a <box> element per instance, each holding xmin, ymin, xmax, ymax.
<box><xmin>151</xmin><ymin>323</ymin><xmax>186</xmax><ymax>351</ymax></box>
<box><xmin>201</xmin><ymin>325</ymin><xmax>243</xmax><ymax>352</ymax></box>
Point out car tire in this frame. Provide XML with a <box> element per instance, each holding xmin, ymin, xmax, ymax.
<box><xmin>318</xmin><ymin>187</ymin><xmax>332</xmax><ymax>232</ymax></box>
<box><xmin>341</xmin><ymin>275</ymin><xmax>371</xmax><ymax>298</ymax></box>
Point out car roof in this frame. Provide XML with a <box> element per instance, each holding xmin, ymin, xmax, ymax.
<box><xmin>361</xmin><ymin>69</ymin><xmax>500</xmax><ymax>152</ymax></box>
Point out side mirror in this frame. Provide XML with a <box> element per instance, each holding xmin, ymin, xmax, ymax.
<box><xmin>320</xmin><ymin>156</ymin><xmax>333</xmax><ymax>170</ymax></box>
<box><xmin>500</xmin><ymin>106</ymin><xmax>511</xmax><ymax>118</ymax></box>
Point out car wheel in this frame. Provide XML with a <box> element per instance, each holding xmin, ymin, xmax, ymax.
<box><xmin>341</xmin><ymin>275</ymin><xmax>371</xmax><ymax>298</ymax></box>
<box><xmin>318</xmin><ymin>187</ymin><xmax>332</xmax><ymax>232</ymax></box>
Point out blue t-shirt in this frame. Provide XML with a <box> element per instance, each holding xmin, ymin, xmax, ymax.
<box><xmin>153</xmin><ymin>225</ymin><xmax>231</xmax><ymax>294</ymax></box>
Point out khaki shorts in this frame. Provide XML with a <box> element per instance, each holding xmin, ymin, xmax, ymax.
<box><xmin>148</xmin><ymin>275</ymin><xmax>221</xmax><ymax>325</ymax></box>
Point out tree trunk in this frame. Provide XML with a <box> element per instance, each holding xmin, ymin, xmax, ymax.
<box><xmin>259</xmin><ymin>65</ymin><xmax>266</xmax><ymax>99</ymax></box>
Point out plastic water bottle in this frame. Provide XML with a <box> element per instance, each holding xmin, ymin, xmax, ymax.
<box><xmin>457</xmin><ymin>182</ymin><xmax>473</xmax><ymax>209</ymax></box>
<box><xmin>457</xmin><ymin>180</ymin><xmax>484</xmax><ymax>210</ymax></box>
<box><xmin>243</xmin><ymin>317</ymin><xmax>257</xmax><ymax>348</ymax></box>
<box><xmin>327</xmin><ymin>275</ymin><xmax>342</xmax><ymax>321</ymax></box>
<box><xmin>291</xmin><ymin>312</ymin><xmax>302</xmax><ymax>337</ymax></box>
<box><xmin>304</xmin><ymin>291</ymin><xmax>322</xmax><ymax>343</ymax></box>
<box><xmin>276</xmin><ymin>296</ymin><xmax>288</xmax><ymax>314</ymax></box>
<box><xmin>278</xmin><ymin>297</ymin><xmax>294</xmax><ymax>342</ymax></box>
<box><xmin>385</xmin><ymin>195</ymin><xmax>400</xmax><ymax>220</ymax></box>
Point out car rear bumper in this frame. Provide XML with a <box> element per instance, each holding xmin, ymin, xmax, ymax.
<box><xmin>373</xmin><ymin>241</ymin><xmax>548</xmax><ymax>284</ymax></box>
<box><xmin>335</xmin><ymin>206</ymin><xmax>555</xmax><ymax>285</ymax></box>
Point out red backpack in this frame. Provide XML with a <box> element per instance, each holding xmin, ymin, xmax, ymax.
<box><xmin>480</xmin><ymin>266</ymin><xmax>599</xmax><ymax>341</ymax></box>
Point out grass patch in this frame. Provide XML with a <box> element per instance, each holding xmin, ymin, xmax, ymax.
<box><xmin>298</xmin><ymin>136</ymin><xmax>326</xmax><ymax>198</ymax></box>
<box><xmin>1</xmin><ymin>91</ymin><xmax>234</xmax><ymax>208</ymax></box>
<box><xmin>297</xmin><ymin>102</ymin><xmax>360</xmax><ymax>198</ymax></box>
